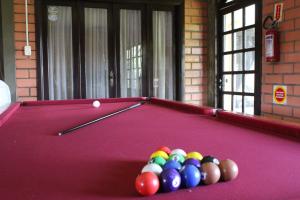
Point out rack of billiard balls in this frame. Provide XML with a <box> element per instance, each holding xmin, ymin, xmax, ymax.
<box><xmin>135</xmin><ymin>146</ymin><xmax>239</xmax><ymax>196</ymax></box>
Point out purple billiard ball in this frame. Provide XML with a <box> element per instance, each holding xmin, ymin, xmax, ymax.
<box><xmin>160</xmin><ymin>169</ymin><xmax>181</xmax><ymax>192</ymax></box>
<box><xmin>184</xmin><ymin>158</ymin><xmax>201</xmax><ymax>168</ymax></box>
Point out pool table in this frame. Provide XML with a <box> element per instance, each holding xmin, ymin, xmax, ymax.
<box><xmin>0</xmin><ymin>97</ymin><xmax>299</xmax><ymax>200</ymax></box>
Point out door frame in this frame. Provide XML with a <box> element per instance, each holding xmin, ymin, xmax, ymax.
<box><xmin>35</xmin><ymin>0</ymin><xmax>184</xmax><ymax>100</ymax></box>
<box><xmin>216</xmin><ymin>0</ymin><xmax>262</xmax><ymax>115</ymax></box>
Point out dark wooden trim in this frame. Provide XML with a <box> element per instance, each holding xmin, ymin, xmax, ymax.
<box><xmin>35</xmin><ymin>0</ymin><xmax>43</xmax><ymax>99</ymax></box>
<box><xmin>1</xmin><ymin>0</ymin><xmax>16</xmax><ymax>101</ymax></box>
<box><xmin>72</xmin><ymin>3</ymin><xmax>81</xmax><ymax>99</ymax></box>
<box><xmin>254</xmin><ymin>0</ymin><xmax>262</xmax><ymax>115</ymax></box>
<box><xmin>146</xmin><ymin>5</ymin><xmax>153</xmax><ymax>97</ymax></box>
<box><xmin>0</xmin><ymin>1</ymin><xmax>3</xmax><ymax>80</ymax></box>
<box><xmin>207</xmin><ymin>0</ymin><xmax>217</xmax><ymax>107</ymax></box>
<box><xmin>79</xmin><ymin>0</ymin><xmax>182</xmax><ymax>5</ymax></box>
<box><xmin>41</xmin><ymin>2</ymin><xmax>49</xmax><ymax>99</ymax></box>
<box><xmin>175</xmin><ymin>3</ymin><xmax>184</xmax><ymax>101</ymax></box>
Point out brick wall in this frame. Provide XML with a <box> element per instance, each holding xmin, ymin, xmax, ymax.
<box><xmin>261</xmin><ymin>0</ymin><xmax>300</xmax><ymax>123</ymax></box>
<box><xmin>14</xmin><ymin>0</ymin><xmax>37</xmax><ymax>101</ymax></box>
<box><xmin>184</xmin><ymin>0</ymin><xmax>208</xmax><ymax>106</ymax></box>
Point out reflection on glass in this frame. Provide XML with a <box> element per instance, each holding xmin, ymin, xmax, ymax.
<box><xmin>234</xmin><ymin>9</ymin><xmax>243</xmax><ymax>29</ymax></box>
<box><xmin>245</xmin><ymin>28</ymin><xmax>255</xmax><ymax>48</ymax></box>
<box><xmin>223</xmin><ymin>13</ymin><xmax>232</xmax><ymax>32</ymax></box>
<box><xmin>245</xmin><ymin>4</ymin><xmax>255</xmax><ymax>26</ymax></box>
<box><xmin>244</xmin><ymin>74</ymin><xmax>255</xmax><ymax>93</ymax></box>
<box><xmin>47</xmin><ymin>6</ymin><xmax>73</xmax><ymax>100</ymax></box>
<box><xmin>223</xmin><ymin>54</ymin><xmax>232</xmax><ymax>71</ymax></box>
<box><xmin>223</xmin><ymin>94</ymin><xmax>232</xmax><ymax>111</ymax></box>
<box><xmin>224</xmin><ymin>34</ymin><xmax>232</xmax><ymax>52</ymax></box>
<box><xmin>85</xmin><ymin>8</ymin><xmax>109</xmax><ymax>98</ymax></box>
<box><xmin>223</xmin><ymin>74</ymin><xmax>232</xmax><ymax>92</ymax></box>
<box><xmin>153</xmin><ymin>11</ymin><xmax>173</xmax><ymax>99</ymax></box>
<box><xmin>234</xmin><ymin>31</ymin><xmax>243</xmax><ymax>50</ymax></box>
<box><xmin>233</xmin><ymin>53</ymin><xmax>243</xmax><ymax>71</ymax></box>
<box><xmin>120</xmin><ymin>9</ymin><xmax>142</xmax><ymax>97</ymax></box>
<box><xmin>245</xmin><ymin>51</ymin><xmax>255</xmax><ymax>70</ymax></box>
<box><xmin>244</xmin><ymin>96</ymin><xmax>254</xmax><ymax>115</ymax></box>
<box><xmin>233</xmin><ymin>95</ymin><xmax>242</xmax><ymax>113</ymax></box>
<box><xmin>233</xmin><ymin>74</ymin><xmax>243</xmax><ymax>92</ymax></box>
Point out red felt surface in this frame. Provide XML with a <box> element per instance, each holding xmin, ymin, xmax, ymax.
<box><xmin>0</xmin><ymin>99</ymin><xmax>300</xmax><ymax>200</ymax></box>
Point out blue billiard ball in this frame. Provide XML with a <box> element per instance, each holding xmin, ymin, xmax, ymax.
<box><xmin>163</xmin><ymin>160</ymin><xmax>182</xmax><ymax>171</ymax></box>
<box><xmin>160</xmin><ymin>169</ymin><xmax>181</xmax><ymax>192</ymax></box>
<box><xmin>180</xmin><ymin>164</ymin><xmax>201</xmax><ymax>188</ymax></box>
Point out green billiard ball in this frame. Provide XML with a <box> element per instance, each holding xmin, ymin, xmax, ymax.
<box><xmin>168</xmin><ymin>154</ymin><xmax>185</xmax><ymax>164</ymax></box>
<box><xmin>148</xmin><ymin>156</ymin><xmax>166</xmax><ymax>167</ymax></box>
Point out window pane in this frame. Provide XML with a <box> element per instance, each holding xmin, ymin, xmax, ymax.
<box><xmin>85</xmin><ymin>8</ymin><xmax>109</xmax><ymax>98</ymax></box>
<box><xmin>244</xmin><ymin>74</ymin><xmax>255</xmax><ymax>93</ymax></box>
<box><xmin>233</xmin><ymin>74</ymin><xmax>243</xmax><ymax>92</ymax></box>
<box><xmin>223</xmin><ymin>34</ymin><xmax>232</xmax><ymax>52</ymax></box>
<box><xmin>120</xmin><ymin>10</ymin><xmax>142</xmax><ymax>98</ymax></box>
<box><xmin>245</xmin><ymin>28</ymin><xmax>255</xmax><ymax>48</ymax></box>
<box><xmin>245</xmin><ymin>51</ymin><xmax>255</xmax><ymax>70</ymax></box>
<box><xmin>234</xmin><ymin>31</ymin><xmax>243</xmax><ymax>50</ymax></box>
<box><xmin>234</xmin><ymin>9</ymin><xmax>243</xmax><ymax>29</ymax></box>
<box><xmin>153</xmin><ymin>11</ymin><xmax>174</xmax><ymax>99</ymax></box>
<box><xmin>245</xmin><ymin>4</ymin><xmax>255</xmax><ymax>26</ymax></box>
<box><xmin>233</xmin><ymin>53</ymin><xmax>243</xmax><ymax>71</ymax></box>
<box><xmin>47</xmin><ymin>6</ymin><xmax>73</xmax><ymax>100</ymax></box>
<box><xmin>223</xmin><ymin>13</ymin><xmax>232</xmax><ymax>32</ymax></box>
<box><xmin>233</xmin><ymin>95</ymin><xmax>242</xmax><ymax>113</ymax></box>
<box><xmin>244</xmin><ymin>96</ymin><xmax>254</xmax><ymax>115</ymax></box>
<box><xmin>223</xmin><ymin>54</ymin><xmax>232</xmax><ymax>72</ymax></box>
<box><xmin>223</xmin><ymin>74</ymin><xmax>232</xmax><ymax>92</ymax></box>
<box><xmin>223</xmin><ymin>94</ymin><xmax>232</xmax><ymax>111</ymax></box>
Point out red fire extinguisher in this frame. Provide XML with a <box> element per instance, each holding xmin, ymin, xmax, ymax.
<box><xmin>263</xmin><ymin>16</ymin><xmax>280</xmax><ymax>62</ymax></box>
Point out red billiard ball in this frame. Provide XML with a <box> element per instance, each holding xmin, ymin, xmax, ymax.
<box><xmin>135</xmin><ymin>172</ymin><xmax>160</xmax><ymax>196</ymax></box>
<box><xmin>157</xmin><ymin>146</ymin><xmax>171</xmax><ymax>155</ymax></box>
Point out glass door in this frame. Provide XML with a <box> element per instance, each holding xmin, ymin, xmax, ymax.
<box><xmin>82</xmin><ymin>4</ymin><xmax>112</xmax><ymax>98</ymax></box>
<box><xmin>38</xmin><ymin>1</ymin><xmax>182</xmax><ymax>100</ymax></box>
<box><xmin>152</xmin><ymin>10</ymin><xmax>174</xmax><ymax>99</ymax></box>
<box><xmin>218</xmin><ymin>1</ymin><xmax>261</xmax><ymax>115</ymax></box>
<box><xmin>119</xmin><ymin>9</ymin><xmax>143</xmax><ymax>97</ymax></box>
<box><xmin>47</xmin><ymin>5</ymin><xmax>74</xmax><ymax>100</ymax></box>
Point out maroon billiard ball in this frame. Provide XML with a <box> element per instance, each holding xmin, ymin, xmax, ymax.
<box><xmin>219</xmin><ymin>159</ymin><xmax>239</xmax><ymax>181</ymax></box>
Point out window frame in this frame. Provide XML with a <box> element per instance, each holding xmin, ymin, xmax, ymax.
<box><xmin>217</xmin><ymin>0</ymin><xmax>262</xmax><ymax>115</ymax></box>
<box><xmin>0</xmin><ymin>1</ymin><xmax>3</xmax><ymax>80</ymax></box>
<box><xmin>35</xmin><ymin>0</ymin><xmax>184</xmax><ymax>100</ymax></box>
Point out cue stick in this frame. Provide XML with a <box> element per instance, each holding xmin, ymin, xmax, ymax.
<box><xmin>58</xmin><ymin>101</ymin><xmax>146</xmax><ymax>136</ymax></box>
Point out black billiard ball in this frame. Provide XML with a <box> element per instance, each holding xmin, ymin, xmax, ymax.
<box><xmin>201</xmin><ymin>155</ymin><xmax>220</xmax><ymax>165</ymax></box>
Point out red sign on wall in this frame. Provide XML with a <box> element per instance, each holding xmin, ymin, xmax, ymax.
<box><xmin>274</xmin><ymin>3</ymin><xmax>283</xmax><ymax>22</ymax></box>
<box><xmin>273</xmin><ymin>85</ymin><xmax>287</xmax><ymax>105</ymax></box>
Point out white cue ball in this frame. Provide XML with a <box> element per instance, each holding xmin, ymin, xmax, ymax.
<box><xmin>92</xmin><ymin>100</ymin><xmax>101</xmax><ymax>108</ymax></box>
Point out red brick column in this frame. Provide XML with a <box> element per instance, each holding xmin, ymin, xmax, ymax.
<box><xmin>184</xmin><ymin>0</ymin><xmax>208</xmax><ymax>106</ymax></box>
<box><xmin>14</xmin><ymin>0</ymin><xmax>37</xmax><ymax>101</ymax></box>
<box><xmin>262</xmin><ymin>0</ymin><xmax>300</xmax><ymax>123</ymax></box>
